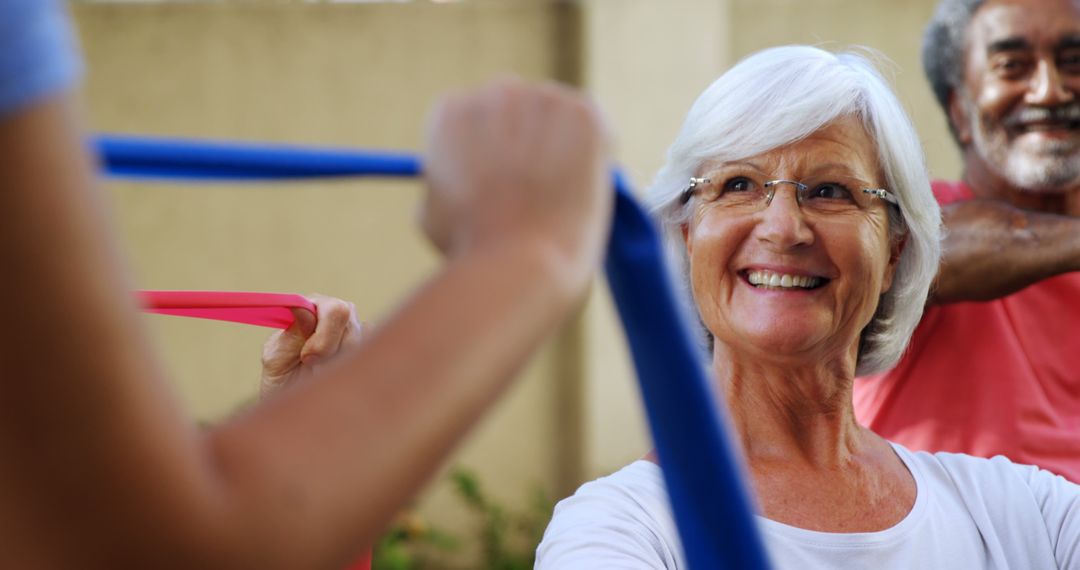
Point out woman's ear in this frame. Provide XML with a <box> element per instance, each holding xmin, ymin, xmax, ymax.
<box><xmin>881</xmin><ymin>233</ymin><xmax>907</xmax><ymax>294</ymax></box>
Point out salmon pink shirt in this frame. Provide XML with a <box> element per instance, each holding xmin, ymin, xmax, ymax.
<box><xmin>855</xmin><ymin>180</ymin><xmax>1080</xmax><ymax>483</ymax></box>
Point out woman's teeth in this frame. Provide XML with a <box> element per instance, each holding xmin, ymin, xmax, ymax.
<box><xmin>746</xmin><ymin>270</ymin><xmax>821</xmax><ymax>289</ymax></box>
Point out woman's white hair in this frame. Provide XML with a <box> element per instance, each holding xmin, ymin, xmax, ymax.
<box><xmin>647</xmin><ymin>45</ymin><xmax>942</xmax><ymax>376</ymax></box>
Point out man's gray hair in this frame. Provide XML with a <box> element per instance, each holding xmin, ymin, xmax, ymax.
<box><xmin>646</xmin><ymin>45</ymin><xmax>943</xmax><ymax>376</ymax></box>
<box><xmin>923</xmin><ymin>0</ymin><xmax>987</xmax><ymax>139</ymax></box>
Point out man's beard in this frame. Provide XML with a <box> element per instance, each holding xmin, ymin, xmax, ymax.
<box><xmin>966</xmin><ymin>97</ymin><xmax>1080</xmax><ymax>193</ymax></box>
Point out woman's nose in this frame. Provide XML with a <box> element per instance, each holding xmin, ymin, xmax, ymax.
<box><xmin>755</xmin><ymin>188</ymin><xmax>814</xmax><ymax>249</ymax></box>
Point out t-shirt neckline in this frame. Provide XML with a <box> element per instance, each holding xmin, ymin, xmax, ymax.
<box><xmin>753</xmin><ymin>442</ymin><xmax>928</xmax><ymax>548</ymax></box>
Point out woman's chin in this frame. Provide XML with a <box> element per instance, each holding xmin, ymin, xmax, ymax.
<box><xmin>715</xmin><ymin>318</ymin><xmax>834</xmax><ymax>362</ymax></box>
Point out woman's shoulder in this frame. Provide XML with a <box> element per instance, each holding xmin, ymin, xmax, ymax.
<box><xmin>894</xmin><ymin>442</ymin><xmax>1080</xmax><ymax>565</ymax></box>
<box><xmin>535</xmin><ymin>460</ymin><xmax>684</xmax><ymax>569</ymax></box>
<box><xmin>891</xmin><ymin>441</ymin><xmax>1058</xmax><ymax>487</ymax></box>
<box><xmin>542</xmin><ymin>459</ymin><xmax>673</xmax><ymax>537</ymax></box>
<box><xmin>575</xmin><ymin>459</ymin><xmax>668</xmax><ymax>503</ymax></box>
<box><xmin>890</xmin><ymin>442</ymin><xmax>1080</xmax><ymax>519</ymax></box>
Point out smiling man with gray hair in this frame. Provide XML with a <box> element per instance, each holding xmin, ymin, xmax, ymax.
<box><xmin>855</xmin><ymin>0</ymin><xmax>1080</xmax><ymax>482</ymax></box>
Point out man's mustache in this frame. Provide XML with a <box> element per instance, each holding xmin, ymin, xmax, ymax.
<box><xmin>1004</xmin><ymin>103</ymin><xmax>1080</xmax><ymax>128</ymax></box>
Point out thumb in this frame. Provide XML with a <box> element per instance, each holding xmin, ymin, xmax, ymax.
<box><xmin>289</xmin><ymin>305</ymin><xmax>318</xmax><ymax>339</ymax></box>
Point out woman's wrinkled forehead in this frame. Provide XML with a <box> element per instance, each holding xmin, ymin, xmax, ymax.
<box><xmin>694</xmin><ymin>116</ymin><xmax>885</xmax><ymax>184</ymax></box>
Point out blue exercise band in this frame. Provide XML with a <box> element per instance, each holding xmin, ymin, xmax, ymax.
<box><xmin>94</xmin><ymin>134</ymin><xmax>772</xmax><ymax>570</ymax></box>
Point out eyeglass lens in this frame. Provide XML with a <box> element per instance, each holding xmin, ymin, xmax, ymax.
<box><xmin>685</xmin><ymin>174</ymin><xmax>895</xmax><ymax>215</ymax></box>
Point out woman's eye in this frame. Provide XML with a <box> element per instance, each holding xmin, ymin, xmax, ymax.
<box><xmin>724</xmin><ymin>177</ymin><xmax>754</xmax><ymax>193</ymax></box>
<box><xmin>810</xmin><ymin>183</ymin><xmax>854</xmax><ymax>201</ymax></box>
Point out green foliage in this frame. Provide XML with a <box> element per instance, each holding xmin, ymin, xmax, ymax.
<box><xmin>372</xmin><ymin>467</ymin><xmax>554</xmax><ymax>570</ymax></box>
<box><xmin>371</xmin><ymin>518</ymin><xmax>459</xmax><ymax>570</ymax></box>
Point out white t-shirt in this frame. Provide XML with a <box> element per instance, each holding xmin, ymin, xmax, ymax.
<box><xmin>536</xmin><ymin>444</ymin><xmax>1080</xmax><ymax>569</ymax></box>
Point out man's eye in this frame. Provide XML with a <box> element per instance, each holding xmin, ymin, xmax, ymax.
<box><xmin>809</xmin><ymin>183</ymin><xmax>854</xmax><ymax>201</ymax></box>
<box><xmin>724</xmin><ymin>177</ymin><xmax>754</xmax><ymax>193</ymax></box>
<box><xmin>1058</xmin><ymin>50</ymin><xmax>1080</xmax><ymax>74</ymax></box>
<box><xmin>993</xmin><ymin>55</ymin><xmax>1032</xmax><ymax>78</ymax></box>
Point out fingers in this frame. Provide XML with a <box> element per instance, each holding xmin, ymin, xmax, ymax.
<box><xmin>421</xmin><ymin>77</ymin><xmax>613</xmax><ymax>292</ymax></box>
<box><xmin>259</xmin><ymin>294</ymin><xmax>365</xmax><ymax>399</ymax></box>
<box><xmin>260</xmin><ymin>320</ymin><xmax>309</xmax><ymax>398</ymax></box>
<box><xmin>299</xmin><ymin>295</ymin><xmax>361</xmax><ymax>364</ymax></box>
<box><xmin>260</xmin><ymin>315</ymin><xmax>312</xmax><ymax>381</ymax></box>
<box><xmin>289</xmin><ymin>305</ymin><xmax>318</xmax><ymax>339</ymax></box>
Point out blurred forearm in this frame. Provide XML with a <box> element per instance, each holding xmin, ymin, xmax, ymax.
<box><xmin>207</xmin><ymin>239</ymin><xmax>588</xmax><ymax>568</ymax></box>
<box><xmin>930</xmin><ymin>198</ymin><xmax>1080</xmax><ymax>304</ymax></box>
<box><xmin>0</xmin><ymin>96</ymin><xmax>221</xmax><ymax>567</ymax></box>
<box><xmin>0</xmin><ymin>96</ymin><xmax>590</xmax><ymax>569</ymax></box>
<box><xmin>0</xmin><ymin>72</ymin><xmax>608</xmax><ymax>568</ymax></box>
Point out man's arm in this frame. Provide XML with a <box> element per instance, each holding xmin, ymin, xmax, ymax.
<box><xmin>929</xmin><ymin>198</ymin><xmax>1080</xmax><ymax>304</ymax></box>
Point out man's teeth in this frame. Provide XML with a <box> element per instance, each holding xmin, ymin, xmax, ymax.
<box><xmin>747</xmin><ymin>270</ymin><xmax>821</xmax><ymax>289</ymax></box>
<box><xmin>1022</xmin><ymin>121</ymin><xmax>1077</xmax><ymax>132</ymax></box>
<box><xmin>1014</xmin><ymin>105</ymin><xmax>1080</xmax><ymax>130</ymax></box>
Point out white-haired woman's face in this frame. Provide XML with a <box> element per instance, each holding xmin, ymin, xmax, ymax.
<box><xmin>681</xmin><ymin>115</ymin><xmax>903</xmax><ymax>366</ymax></box>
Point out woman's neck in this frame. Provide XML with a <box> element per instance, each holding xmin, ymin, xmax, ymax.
<box><xmin>714</xmin><ymin>347</ymin><xmax>870</xmax><ymax>468</ymax></box>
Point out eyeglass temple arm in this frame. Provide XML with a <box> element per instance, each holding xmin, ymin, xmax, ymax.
<box><xmin>862</xmin><ymin>187</ymin><xmax>900</xmax><ymax>206</ymax></box>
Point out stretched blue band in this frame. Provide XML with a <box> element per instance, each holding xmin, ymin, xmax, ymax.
<box><xmin>94</xmin><ymin>134</ymin><xmax>771</xmax><ymax>570</ymax></box>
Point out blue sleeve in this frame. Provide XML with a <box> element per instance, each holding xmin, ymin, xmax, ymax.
<box><xmin>0</xmin><ymin>0</ymin><xmax>82</xmax><ymax>116</ymax></box>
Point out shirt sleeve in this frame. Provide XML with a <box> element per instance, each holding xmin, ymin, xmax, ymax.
<box><xmin>1021</xmin><ymin>463</ymin><xmax>1080</xmax><ymax>567</ymax></box>
<box><xmin>0</xmin><ymin>0</ymin><xmax>82</xmax><ymax>116</ymax></box>
<box><xmin>536</xmin><ymin>495</ymin><xmax>673</xmax><ymax>569</ymax></box>
<box><xmin>535</xmin><ymin>468</ymin><xmax>682</xmax><ymax>570</ymax></box>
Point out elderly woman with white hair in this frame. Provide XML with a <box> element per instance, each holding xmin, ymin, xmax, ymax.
<box><xmin>536</xmin><ymin>45</ymin><xmax>1080</xmax><ymax>568</ymax></box>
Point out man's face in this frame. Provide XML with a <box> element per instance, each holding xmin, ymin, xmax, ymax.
<box><xmin>955</xmin><ymin>0</ymin><xmax>1080</xmax><ymax>193</ymax></box>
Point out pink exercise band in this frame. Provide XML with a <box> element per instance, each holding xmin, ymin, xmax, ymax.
<box><xmin>138</xmin><ymin>290</ymin><xmax>316</xmax><ymax>329</ymax></box>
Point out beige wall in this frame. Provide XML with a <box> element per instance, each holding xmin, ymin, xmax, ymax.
<box><xmin>73</xmin><ymin>0</ymin><xmax>963</xmax><ymax>549</ymax></box>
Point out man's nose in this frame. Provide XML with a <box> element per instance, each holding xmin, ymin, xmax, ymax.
<box><xmin>1025</xmin><ymin>58</ymin><xmax>1075</xmax><ymax>107</ymax></box>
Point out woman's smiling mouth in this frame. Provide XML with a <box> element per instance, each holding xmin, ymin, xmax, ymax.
<box><xmin>744</xmin><ymin>269</ymin><xmax>827</xmax><ymax>290</ymax></box>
